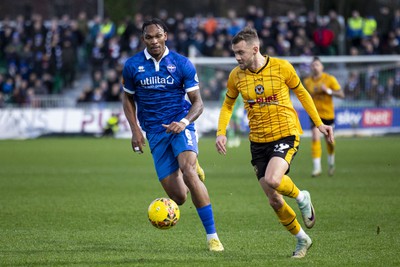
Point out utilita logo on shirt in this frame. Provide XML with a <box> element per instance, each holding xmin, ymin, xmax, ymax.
<box><xmin>140</xmin><ymin>76</ymin><xmax>174</xmax><ymax>87</ymax></box>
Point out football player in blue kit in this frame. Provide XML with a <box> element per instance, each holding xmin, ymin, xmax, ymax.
<box><xmin>122</xmin><ymin>18</ymin><xmax>224</xmax><ymax>251</ymax></box>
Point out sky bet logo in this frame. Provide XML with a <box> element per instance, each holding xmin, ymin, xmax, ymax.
<box><xmin>140</xmin><ymin>75</ymin><xmax>174</xmax><ymax>86</ymax></box>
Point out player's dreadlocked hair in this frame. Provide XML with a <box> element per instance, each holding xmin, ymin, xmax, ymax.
<box><xmin>142</xmin><ymin>18</ymin><xmax>169</xmax><ymax>34</ymax></box>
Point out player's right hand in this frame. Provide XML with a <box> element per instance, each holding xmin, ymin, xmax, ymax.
<box><xmin>318</xmin><ymin>124</ymin><xmax>334</xmax><ymax>144</ymax></box>
<box><xmin>216</xmin><ymin>135</ymin><xmax>227</xmax><ymax>155</ymax></box>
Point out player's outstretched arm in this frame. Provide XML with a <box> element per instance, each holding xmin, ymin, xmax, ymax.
<box><xmin>162</xmin><ymin>90</ymin><xmax>204</xmax><ymax>134</ymax></box>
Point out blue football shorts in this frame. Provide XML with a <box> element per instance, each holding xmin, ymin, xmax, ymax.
<box><xmin>147</xmin><ymin>128</ymin><xmax>199</xmax><ymax>181</ymax></box>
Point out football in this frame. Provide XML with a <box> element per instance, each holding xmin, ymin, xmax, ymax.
<box><xmin>148</xmin><ymin>198</ymin><xmax>180</xmax><ymax>229</ymax></box>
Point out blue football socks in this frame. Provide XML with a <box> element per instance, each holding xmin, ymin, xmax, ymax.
<box><xmin>196</xmin><ymin>204</ymin><xmax>216</xmax><ymax>235</ymax></box>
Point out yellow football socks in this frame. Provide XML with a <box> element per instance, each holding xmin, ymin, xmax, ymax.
<box><xmin>275</xmin><ymin>200</ymin><xmax>301</xmax><ymax>235</ymax></box>
<box><xmin>327</xmin><ymin>141</ymin><xmax>335</xmax><ymax>155</ymax></box>
<box><xmin>312</xmin><ymin>139</ymin><xmax>322</xmax><ymax>159</ymax></box>
<box><xmin>275</xmin><ymin>175</ymin><xmax>300</xmax><ymax>198</ymax></box>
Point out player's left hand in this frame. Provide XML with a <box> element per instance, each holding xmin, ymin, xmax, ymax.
<box><xmin>318</xmin><ymin>124</ymin><xmax>334</xmax><ymax>144</ymax></box>
<box><xmin>216</xmin><ymin>135</ymin><xmax>227</xmax><ymax>155</ymax></box>
<box><xmin>162</xmin><ymin>121</ymin><xmax>186</xmax><ymax>134</ymax></box>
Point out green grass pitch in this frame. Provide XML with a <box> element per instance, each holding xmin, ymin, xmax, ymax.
<box><xmin>0</xmin><ymin>136</ymin><xmax>399</xmax><ymax>266</ymax></box>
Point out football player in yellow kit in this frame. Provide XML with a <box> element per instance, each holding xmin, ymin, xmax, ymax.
<box><xmin>215</xmin><ymin>27</ymin><xmax>334</xmax><ymax>258</ymax></box>
<box><xmin>303</xmin><ymin>57</ymin><xmax>345</xmax><ymax>177</ymax></box>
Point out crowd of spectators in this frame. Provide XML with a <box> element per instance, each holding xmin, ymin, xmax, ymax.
<box><xmin>1</xmin><ymin>6</ymin><xmax>400</xmax><ymax>107</ymax></box>
<box><xmin>342</xmin><ymin>67</ymin><xmax>400</xmax><ymax>107</ymax></box>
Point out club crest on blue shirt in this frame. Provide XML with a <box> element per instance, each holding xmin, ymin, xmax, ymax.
<box><xmin>167</xmin><ymin>64</ymin><xmax>176</xmax><ymax>73</ymax></box>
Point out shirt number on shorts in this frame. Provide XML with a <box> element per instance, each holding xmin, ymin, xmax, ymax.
<box><xmin>274</xmin><ymin>143</ymin><xmax>289</xmax><ymax>153</ymax></box>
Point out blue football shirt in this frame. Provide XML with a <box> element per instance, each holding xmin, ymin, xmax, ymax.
<box><xmin>122</xmin><ymin>47</ymin><xmax>199</xmax><ymax>133</ymax></box>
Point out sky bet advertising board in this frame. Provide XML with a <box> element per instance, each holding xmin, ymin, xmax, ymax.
<box><xmin>297</xmin><ymin>107</ymin><xmax>400</xmax><ymax>133</ymax></box>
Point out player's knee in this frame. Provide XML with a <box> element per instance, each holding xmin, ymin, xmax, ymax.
<box><xmin>180</xmin><ymin>165</ymin><xmax>197</xmax><ymax>184</ymax></box>
<box><xmin>170</xmin><ymin>194</ymin><xmax>187</xmax><ymax>206</ymax></box>
<box><xmin>263</xmin><ymin>175</ymin><xmax>280</xmax><ymax>189</ymax></box>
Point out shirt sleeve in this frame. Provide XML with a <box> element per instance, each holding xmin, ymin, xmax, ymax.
<box><xmin>330</xmin><ymin>75</ymin><xmax>341</xmax><ymax>91</ymax></box>
<box><xmin>217</xmin><ymin>95</ymin><xmax>237</xmax><ymax>136</ymax></box>
<box><xmin>293</xmin><ymin>83</ymin><xmax>323</xmax><ymax>127</ymax></box>
<box><xmin>122</xmin><ymin>63</ymin><xmax>135</xmax><ymax>94</ymax></box>
<box><xmin>284</xmin><ymin>60</ymin><xmax>301</xmax><ymax>89</ymax></box>
<box><xmin>183</xmin><ymin>58</ymin><xmax>200</xmax><ymax>92</ymax></box>
<box><xmin>217</xmin><ymin>72</ymin><xmax>239</xmax><ymax>136</ymax></box>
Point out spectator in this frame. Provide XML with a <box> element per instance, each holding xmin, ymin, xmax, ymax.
<box><xmin>286</xmin><ymin>10</ymin><xmax>300</xmax><ymax>34</ymax></box>
<box><xmin>90</xmin><ymin>38</ymin><xmax>106</xmax><ymax>80</ymax></box>
<box><xmin>370</xmin><ymin>33</ymin><xmax>382</xmax><ymax>54</ymax></box>
<box><xmin>91</xmin><ymin>86</ymin><xmax>105</xmax><ymax>103</ymax></box>
<box><xmin>76</xmin><ymin>85</ymin><xmax>93</xmax><ymax>103</ymax></box>
<box><xmin>107</xmin><ymin>36</ymin><xmax>121</xmax><ymax>68</ymax></box>
<box><xmin>376</xmin><ymin>6</ymin><xmax>392</xmax><ymax>40</ymax></box>
<box><xmin>313</xmin><ymin>17</ymin><xmax>335</xmax><ymax>55</ymax></box>
<box><xmin>105</xmin><ymin>69</ymin><xmax>118</xmax><ymax>91</ymax></box>
<box><xmin>347</xmin><ymin>10</ymin><xmax>363</xmax><ymax>49</ymax></box>
<box><xmin>33</xmin><ymin>77</ymin><xmax>48</xmax><ymax>95</ymax></box>
<box><xmin>168</xmin><ymin>11</ymin><xmax>185</xmax><ymax>35</ymax></box>
<box><xmin>175</xmin><ymin>30</ymin><xmax>190</xmax><ymax>56</ymax></box>
<box><xmin>245</xmin><ymin>5</ymin><xmax>257</xmax><ymax>27</ymax></box>
<box><xmin>362</xmin><ymin>14</ymin><xmax>377</xmax><ymax>39</ymax></box>
<box><xmin>88</xmin><ymin>15</ymin><xmax>102</xmax><ymax>45</ymax></box>
<box><xmin>191</xmin><ymin>31</ymin><xmax>206</xmax><ymax>56</ymax></box>
<box><xmin>203</xmin><ymin>13</ymin><xmax>218</xmax><ymax>36</ymax></box>
<box><xmin>102</xmin><ymin>113</ymin><xmax>119</xmax><ymax>137</ymax></box>
<box><xmin>392</xmin><ymin>9</ymin><xmax>400</xmax><ymax>30</ymax></box>
<box><xmin>12</xmin><ymin>78</ymin><xmax>29</xmax><ymax>105</ymax></box>
<box><xmin>305</xmin><ymin>11</ymin><xmax>318</xmax><ymax>40</ymax></box>
<box><xmin>61</xmin><ymin>39</ymin><xmax>77</xmax><ymax>88</ymax></box>
<box><xmin>105</xmin><ymin>82</ymin><xmax>122</xmax><ymax>102</ymax></box>
<box><xmin>386</xmin><ymin>76</ymin><xmax>396</xmax><ymax>103</ymax></box>
<box><xmin>392</xmin><ymin>70</ymin><xmax>400</xmax><ymax>99</ymax></box>
<box><xmin>370</xmin><ymin>76</ymin><xmax>386</xmax><ymax>107</ymax></box>
<box><xmin>41</xmin><ymin>72</ymin><xmax>53</xmax><ymax>93</ymax></box>
<box><xmin>362</xmin><ymin>39</ymin><xmax>377</xmax><ymax>55</ymax></box>
<box><xmin>291</xmin><ymin>35</ymin><xmax>307</xmax><ymax>56</ymax></box>
<box><xmin>253</xmin><ymin>9</ymin><xmax>265</xmax><ymax>33</ymax></box>
<box><xmin>275</xmin><ymin>33</ymin><xmax>291</xmax><ymax>56</ymax></box>
<box><xmin>227</xmin><ymin>18</ymin><xmax>242</xmax><ymax>37</ymax></box>
<box><xmin>327</xmin><ymin>10</ymin><xmax>343</xmax><ymax>55</ymax></box>
<box><xmin>119</xmin><ymin>16</ymin><xmax>136</xmax><ymax>53</ymax></box>
<box><xmin>344</xmin><ymin>71</ymin><xmax>361</xmax><ymax>100</ymax></box>
<box><xmin>385</xmin><ymin>30</ymin><xmax>400</xmax><ymax>54</ymax></box>
<box><xmin>2</xmin><ymin>76</ymin><xmax>14</xmax><ymax>103</ymax></box>
<box><xmin>71</xmin><ymin>16</ymin><xmax>88</xmax><ymax>72</ymax></box>
<box><xmin>100</xmin><ymin>17</ymin><xmax>116</xmax><ymax>40</ymax></box>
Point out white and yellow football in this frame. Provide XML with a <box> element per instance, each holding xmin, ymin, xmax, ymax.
<box><xmin>148</xmin><ymin>198</ymin><xmax>180</xmax><ymax>229</ymax></box>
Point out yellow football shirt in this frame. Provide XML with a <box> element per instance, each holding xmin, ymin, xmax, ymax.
<box><xmin>303</xmin><ymin>72</ymin><xmax>341</xmax><ymax>120</ymax></box>
<box><xmin>217</xmin><ymin>56</ymin><xmax>322</xmax><ymax>143</ymax></box>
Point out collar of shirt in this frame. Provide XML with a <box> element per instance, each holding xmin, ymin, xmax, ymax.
<box><xmin>144</xmin><ymin>46</ymin><xmax>170</xmax><ymax>61</ymax></box>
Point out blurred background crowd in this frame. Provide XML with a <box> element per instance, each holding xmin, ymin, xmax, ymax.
<box><xmin>1</xmin><ymin>2</ymin><xmax>400</xmax><ymax>107</ymax></box>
